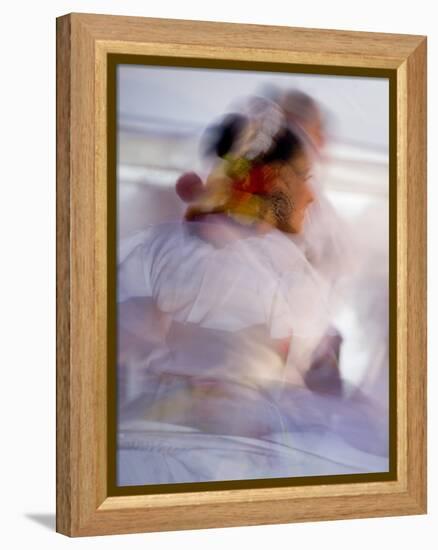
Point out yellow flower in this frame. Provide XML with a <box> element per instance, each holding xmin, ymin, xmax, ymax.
<box><xmin>223</xmin><ymin>154</ymin><xmax>252</xmax><ymax>181</ymax></box>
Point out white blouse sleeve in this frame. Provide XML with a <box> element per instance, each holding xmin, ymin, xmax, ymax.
<box><xmin>270</xmin><ymin>257</ymin><xmax>331</xmax><ymax>340</ymax></box>
<box><xmin>117</xmin><ymin>223</ymin><xmax>332</xmax><ymax>349</ymax></box>
<box><xmin>117</xmin><ymin>230</ymin><xmax>153</xmax><ymax>303</ymax></box>
<box><xmin>248</xmin><ymin>231</ymin><xmax>331</xmax><ymax>339</ymax></box>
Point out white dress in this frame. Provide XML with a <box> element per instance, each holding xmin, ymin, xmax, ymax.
<box><xmin>117</xmin><ymin>217</ymin><xmax>389</xmax><ymax>485</ymax></box>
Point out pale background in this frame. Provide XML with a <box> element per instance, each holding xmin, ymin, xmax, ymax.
<box><xmin>0</xmin><ymin>1</ymin><xmax>435</xmax><ymax>548</ymax></box>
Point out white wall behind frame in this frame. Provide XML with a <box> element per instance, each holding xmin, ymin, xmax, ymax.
<box><xmin>0</xmin><ymin>1</ymin><xmax>434</xmax><ymax>549</ymax></box>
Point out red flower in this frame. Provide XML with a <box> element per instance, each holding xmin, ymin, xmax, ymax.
<box><xmin>232</xmin><ymin>164</ymin><xmax>274</xmax><ymax>195</ymax></box>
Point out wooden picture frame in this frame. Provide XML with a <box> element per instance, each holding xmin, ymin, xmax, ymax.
<box><xmin>56</xmin><ymin>12</ymin><xmax>427</xmax><ymax>537</ymax></box>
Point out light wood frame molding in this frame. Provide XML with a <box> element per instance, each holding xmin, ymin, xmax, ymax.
<box><xmin>56</xmin><ymin>12</ymin><xmax>427</xmax><ymax>537</ymax></box>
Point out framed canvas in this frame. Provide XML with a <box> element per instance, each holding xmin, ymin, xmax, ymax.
<box><xmin>56</xmin><ymin>13</ymin><xmax>427</xmax><ymax>537</ymax></box>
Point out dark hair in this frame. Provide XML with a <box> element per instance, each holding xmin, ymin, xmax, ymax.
<box><xmin>202</xmin><ymin>113</ymin><xmax>247</xmax><ymax>158</ymax></box>
<box><xmin>263</xmin><ymin>127</ymin><xmax>302</xmax><ymax>164</ymax></box>
<box><xmin>202</xmin><ymin>112</ymin><xmax>303</xmax><ymax>165</ymax></box>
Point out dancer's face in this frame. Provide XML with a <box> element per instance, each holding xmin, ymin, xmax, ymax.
<box><xmin>273</xmin><ymin>152</ymin><xmax>315</xmax><ymax>233</ymax></box>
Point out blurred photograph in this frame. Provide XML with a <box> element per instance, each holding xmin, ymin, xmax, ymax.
<box><xmin>115</xmin><ymin>64</ymin><xmax>390</xmax><ymax>487</ymax></box>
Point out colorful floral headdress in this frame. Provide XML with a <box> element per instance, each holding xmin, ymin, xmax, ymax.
<box><xmin>185</xmin><ymin>96</ymin><xmax>299</xmax><ymax>226</ymax></box>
